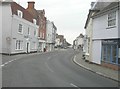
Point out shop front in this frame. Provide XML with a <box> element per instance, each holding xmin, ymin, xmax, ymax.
<box><xmin>101</xmin><ymin>39</ymin><xmax>120</xmax><ymax>70</ymax></box>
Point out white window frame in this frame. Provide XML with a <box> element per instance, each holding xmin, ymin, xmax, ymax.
<box><xmin>28</xmin><ymin>27</ymin><xmax>30</xmax><ymax>35</ymax></box>
<box><xmin>15</xmin><ymin>40</ymin><xmax>23</xmax><ymax>50</ymax></box>
<box><xmin>18</xmin><ymin>24</ymin><xmax>23</xmax><ymax>34</ymax></box>
<box><xmin>34</xmin><ymin>29</ymin><xmax>37</xmax><ymax>36</ymax></box>
<box><xmin>107</xmin><ymin>11</ymin><xmax>116</xmax><ymax>27</ymax></box>
<box><xmin>33</xmin><ymin>19</ymin><xmax>37</xmax><ymax>25</ymax></box>
<box><xmin>17</xmin><ymin>10</ymin><xmax>23</xmax><ymax>18</ymax></box>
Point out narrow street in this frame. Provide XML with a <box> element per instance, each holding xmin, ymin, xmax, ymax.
<box><xmin>2</xmin><ymin>49</ymin><xmax>118</xmax><ymax>87</ymax></box>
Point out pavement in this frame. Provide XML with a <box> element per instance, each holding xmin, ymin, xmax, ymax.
<box><xmin>73</xmin><ymin>50</ymin><xmax>119</xmax><ymax>82</ymax></box>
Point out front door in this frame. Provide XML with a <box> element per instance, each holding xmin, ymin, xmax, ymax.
<box><xmin>26</xmin><ymin>42</ymin><xmax>30</xmax><ymax>53</ymax></box>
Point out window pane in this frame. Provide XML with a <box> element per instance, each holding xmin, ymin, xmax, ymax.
<box><xmin>107</xmin><ymin>45</ymin><xmax>111</xmax><ymax>62</ymax></box>
<box><xmin>112</xmin><ymin>45</ymin><xmax>117</xmax><ymax>63</ymax></box>
<box><xmin>28</xmin><ymin>27</ymin><xmax>30</xmax><ymax>34</ymax></box>
<box><xmin>102</xmin><ymin>45</ymin><xmax>107</xmax><ymax>61</ymax></box>
<box><xmin>34</xmin><ymin>29</ymin><xmax>36</xmax><ymax>36</ymax></box>
<box><xmin>108</xmin><ymin>19</ymin><xmax>116</xmax><ymax>27</ymax></box>
<box><xmin>19</xmin><ymin>24</ymin><xmax>22</xmax><ymax>33</ymax></box>
<box><xmin>16</xmin><ymin>40</ymin><xmax>18</xmax><ymax>49</ymax></box>
<box><xmin>18</xmin><ymin>41</ymin><xmax>20</xmax><ymax>49</ymax></box>
<box><xmin>108</xmin><ymin>11</ymin><xmax>116</xmax><ymax>27</ymax></box>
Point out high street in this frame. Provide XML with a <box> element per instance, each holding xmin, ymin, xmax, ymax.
<box><xmin>2</xmin><ymin>49</ymin><xmax>118</xmax><ymax>87</ymax></box>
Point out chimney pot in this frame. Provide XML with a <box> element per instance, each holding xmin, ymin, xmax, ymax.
<box><xmin>27</xmin><ymin>1</ymin><xmax>35</xmax><ymax>9</ymax></box>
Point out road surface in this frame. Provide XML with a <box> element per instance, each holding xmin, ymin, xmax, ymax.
<box><xmin>2</xmin><ymin>49</ymin><xmax>118</xmax><ymax>87</ymax></box>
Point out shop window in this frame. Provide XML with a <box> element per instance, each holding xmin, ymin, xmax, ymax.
<box><xmin>112</xmin><ymin>45</ymin><xmax>117</xmax><ymax>63</ymax></box>
<box><xmin>102</xmin><ymin>43</ymin><xmax>118</xmax><ymax>65</ymax></box>
<box><xmin>107</xmin><ymin>45</ymin><xmax>111</xmax><ymax>62</ymax></box>
<box><xmin>102</xmin><ymin>45</ymin><xmax>107</xmax><ymax>61</ymax></box>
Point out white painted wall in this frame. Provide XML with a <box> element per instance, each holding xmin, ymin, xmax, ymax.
<box><xmin>46</xmin><ymin>20</ymin><xmax>56</xmax><ymax>51</ymax></box>
<box><xmin>92</xmin><ymin>40</ymin><xmax>101</xmax><ymax>64</ymax></box>
<box><xmin>2</xmin><ymin>3</ymin><xmax>12</xmax><ymax>53</ymax></box>
<box><xmin>52</xmin><ymin>24</ymin><xmax>56</xmax><ymax>44</ymax></box>
<box><xmin>118</xmin><ymin>5</ymin><xmax>120</xmax><ymax>38</ymax></box>
<box><xmin>2</xmin><ymin>3</ymin><xmax>39</xmax><ymax>54</ymax></box>
<box><xmin>46</xmin><ymin>20</ymin><xmax>52</xmax><ymax>44</ymax></box>
<box><xmin>77</xmin><ymin>37</ymin><xmax>84</xmax><ymax>46</ymax></box>
<box><xmin>93</xmin><ymin>10</ymin><xmax>118</xmax><ymax>40</ymax></box>
<box><xmin>11</xmin><ymin>15</ymin><xmax>39</xmax><ymax>54</ymax></box>
<box><xmin>85</xmin><ymin>15</ymin><xmax>93</xmax><ymax>62</ymax></box>
<box><xmin>46</xmin><ymin>20</ymin><xmax>53</xmax><ymax>51</ymax></box>
<box><xmin>0</xmin><ymin>2</ymin><xmax>2</xmax><ymax>89</ymax></box>
<box><xmin>0</xmin><ymin>2</ymin><xmax>1</xmax><ymax>51</ymax></box>
<box><xmin>55</xmin><ymin>38</ymin><xmax>60</xmax><ymax>46</ymax></box>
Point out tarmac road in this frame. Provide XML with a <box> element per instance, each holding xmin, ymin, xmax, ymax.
<box><xmin>2</xmin><ymin>49</ymin><xmax>118</xmax><ymax>87</ymax></box>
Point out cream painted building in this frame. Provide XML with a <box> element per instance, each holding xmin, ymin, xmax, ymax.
<box><xmin>84</xmin><ymin>9</ymin><xmax>99</xmax><ymax>62</ymax></box>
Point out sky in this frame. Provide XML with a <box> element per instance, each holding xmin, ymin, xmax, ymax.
<box><xmin>14</xmin><ymin>0</ymin><xmax>96</xmax><ymax>44</ymax></box>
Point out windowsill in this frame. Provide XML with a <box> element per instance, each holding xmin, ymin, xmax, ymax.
<box><xmin>32</xmin><ymin>48</ymin><xmax>37</xmax><ymax>50</ymax></box>
<box><xmin>106</xmin><ymin>26</ymin><xmax>116</xmax><ymax>29</ymax></box>
<box><xmin>85</xmin><ymin>53</ymin><xmax>89</xmax><ymax>56</ymax></box>
<box><xmin>15</xmin><ymin>49</ymin><xmax>23</xmax><ymax>51</ymax></box>
<box><xmin>18</xmin><ymin>32</ymin><xmax>23</xmax><ymax>35</ymax></box>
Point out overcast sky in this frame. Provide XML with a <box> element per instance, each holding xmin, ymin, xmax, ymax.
<box><xmin>14</xmin><ymin>0</ymin><xmax>96</xmax><ymax>44</ymax></box>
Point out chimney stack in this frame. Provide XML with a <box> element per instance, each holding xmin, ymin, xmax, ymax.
<box><xmin>27</xmin><ymin>1</ymin><xmax>35</xmax><ymax>9</ymax></box>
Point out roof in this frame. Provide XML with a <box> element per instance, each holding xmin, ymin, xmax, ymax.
<box><xmin>10</xmin><ymin>2</ymin><xmax>34</xmax><ymax>23</ymax></box>
<box><xmin>26</xmin><ymin>7</ymin><xmax>39</xmax><ymax>25</ymax></box>
<box><xmin>37</xmin><ymin>10</ymin><xmax>46</xmax><ymax>21</ymax></box>
<box><xmin>92</xmin><ymin>2</ymin><xmax>119</xmax><ymax>18</ymax></box>
<box><xmin>2</xmin><ymin>1</ymin><xmax>35</xmax><ymax>23</ymax></box>
<box><xmin>84</xmin><ymin>9</ymin><xmax>99</xmax><ymax>29</ymax></box>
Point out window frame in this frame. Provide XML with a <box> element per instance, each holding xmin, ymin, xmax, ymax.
<box><xmin>18</xmin><ymin>24</ymin><xmax>23</xmax><ymax>34</ymax></box>
<box><xmin>33</xmin><ymin>19</ymin><xmax>37</xmax><ymax>25</ymax></box>
<box><xmin>34</xmin><ymin>29</ymin><xmax>37</xmax><ymax>37</ymax></box>
<box><xmin>28</xmin><ymin>27</ymin><xmax>30</xmax><ymax>35</ymax></box>
<box><xmin>101</xmin><ymin>41</ymin><xmax>119</xmax><ymax>65</ymax></box>
<box><xmin>15</xmin><ymin>40</ymin><xmax>23</xmax><ymax>50</ymax></box>
<box><xmin>17</xmin><ymin>10</ymin><xmax>23</xmax><ymax>18</ymax></box>
<box><xmin>107</xmin><ymin>11</ymin><xmax>116</xmax><ymax>27</ymax></box>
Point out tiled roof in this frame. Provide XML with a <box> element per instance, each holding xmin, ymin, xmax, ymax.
<box><xmin>26</xmin><ymin>8</ymin><xmax>39</xmax><ymax>24</ymax></box>
<box><xmin>10</xmin><ymin>2</ymin><xmax>35</xmax><ymax>23</ymax></box>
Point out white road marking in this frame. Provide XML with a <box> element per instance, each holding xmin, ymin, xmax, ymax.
<box><xmin>70</xmin><ymin>83</ymin><xmax>79</xmax><ymax>88</ymax></box>
<box><xmin>1</xmin><ymin>58</ymin><xmax>17</xmax><ymax>67</ymax></box>
<box><xmin>45</xmin><ymin>62</ymin><xmax>54</xmax><ymax>73</ymax></box>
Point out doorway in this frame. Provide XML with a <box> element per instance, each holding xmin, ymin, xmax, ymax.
<box><xmin>26</xmin><ymin>42</ymin><xmax>30</xmax><ymax>53</ymax></box>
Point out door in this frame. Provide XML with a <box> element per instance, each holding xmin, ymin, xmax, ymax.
<box><xmin>26</xmin><ymin>42</ymin><xmax>30</xmax><ymax>53</ymax></box>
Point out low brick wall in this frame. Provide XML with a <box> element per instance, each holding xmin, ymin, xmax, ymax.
<box><xmin>101</xmin><ymin>61</ymin><xmax>120</xmax><ymax>70</ymax></box>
